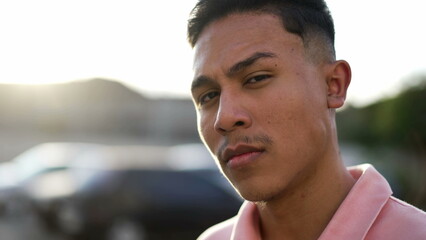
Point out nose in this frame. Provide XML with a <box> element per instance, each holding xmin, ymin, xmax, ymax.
<box><xmin>214</xmin><ymin>95</ymin><xmax>251</xmax><ymax>135</ymax></box>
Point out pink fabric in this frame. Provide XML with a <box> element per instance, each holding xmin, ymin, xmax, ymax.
<box><xmin>197</xmin><ymin>164</ymin><xmax>426</xmax><ymax>240</ymax></box>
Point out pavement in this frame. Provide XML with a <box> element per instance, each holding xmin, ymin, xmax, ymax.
<box><xmin>0</xmin><ymin>211</ymin><xmax>65</xmax><ymax>240</ymax></box>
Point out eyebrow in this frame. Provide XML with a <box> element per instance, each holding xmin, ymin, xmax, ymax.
<box><xmin>227</xmin><ymin>51</ymin><xmax>276</xmax><ymax>76</ymax></box>
<box><xmin>191</xmin><ymin>51</ymin><xmax>276</xmax><ymax>92</ymax></box>
<box><xmin>191</xmin><ymin>75</ymin><xmax>215</xmax><ymax>93</ymax></box>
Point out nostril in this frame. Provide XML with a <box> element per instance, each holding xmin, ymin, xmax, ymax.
<box><xmin>235</xmin><ymin>121</ymin><xmax>244</xmax><ymax>126</ymax></box>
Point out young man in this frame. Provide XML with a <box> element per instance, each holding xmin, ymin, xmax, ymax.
<box><xmin>187</xmin><ymin>0</ymin><xmax>426</xmax><ymax>239</ymax></box>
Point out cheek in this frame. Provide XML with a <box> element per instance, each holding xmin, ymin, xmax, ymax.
<box><xmin>261</xmin><ymin>92</ymin><xmax>317</xmax><ymax>142</ymax></box>
<box><xmin>262</xmin><ymin>95</ymin><xmax>298</xmax><ymax>125</ymax></box>
<box><xmin>198</xmin><ymin>113</ymin><xmax>218</xmax><ymax>151</ymax></box>
<box><xmin>267</xmin><ymin>94</ymin><xmax>328</xmax><ymax>155</ymax></box>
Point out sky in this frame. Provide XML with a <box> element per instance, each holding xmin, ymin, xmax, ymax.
<box><xmin>0</xmin><ymin>0</ymin><xmax>425</xmax><ymax>107</ymax></box>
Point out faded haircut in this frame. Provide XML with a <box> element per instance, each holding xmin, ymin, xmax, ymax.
<box><xmin>187</xmin><ymin>0</ymin><xmax>336</xmax><ymax>63</ymax></box>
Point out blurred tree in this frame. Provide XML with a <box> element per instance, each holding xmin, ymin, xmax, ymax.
<box><xmin>338</xmin><ymin>75</ymin><xmax>426</xmax><ymax>150</ymax></box>
<box><xmin>337</xmin><ymin>74</ymin><xmax>426</xmax><ymax>209</ymax></box>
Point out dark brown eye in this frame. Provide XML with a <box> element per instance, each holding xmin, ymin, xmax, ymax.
<box><xmin>199</xmin><ymin>91</ymin><xmax>219</xmax><ymax>105</ymax></box>
<box><xmin>246</xmin><ymin>75</ymin><xmax>271</xmax><ymax>84</ymax></box>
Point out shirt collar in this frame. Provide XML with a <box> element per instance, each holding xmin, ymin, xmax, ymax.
<box><xmin>230</xmin><ymin>164</ymin><xmax>392</xmax><ymax>240</ymax></box>
<box><xmin>231</xmin><ymin>201</ymin><xmax>261</xmax><ymax>240</ymax></box>
<box><xmin>318</xmin><ymin>164</ymin><xmax>392</xmax><ymax>240</ymax></box>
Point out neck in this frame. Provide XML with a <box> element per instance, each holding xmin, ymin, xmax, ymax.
<box><xmin>256</xmin><ymin>157</ymin><xmax>355</xmax><ymax>240</ymax></box>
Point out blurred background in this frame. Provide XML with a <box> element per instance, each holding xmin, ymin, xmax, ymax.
<box><xmin>0</xmin><ymin>0</ymin><xmax>425</xmax><ymax>239</ymax></box>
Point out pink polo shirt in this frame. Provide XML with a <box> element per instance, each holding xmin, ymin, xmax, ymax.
<box><xmin>198</xmin><ymin>164</ymin><xmax>426</xmax><ymax>240</ymax></box>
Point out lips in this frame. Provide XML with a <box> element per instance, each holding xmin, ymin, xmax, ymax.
<box><xmin>221</xmin><ymin>145</ymin><xmax>264</xmax><ymax>164</ymax></box>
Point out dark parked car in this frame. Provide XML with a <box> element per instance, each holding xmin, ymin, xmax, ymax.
<box><xmin>0</xmin><ymin>143</ymin><xmax>103</xmax><ymax>219</ymax></box>
<box><xmin>57</xmin><ymin>168</ymin><xmax>241</xmax><ymax>240</ymax></box>
<box><xmin>17</xmin><ymin>143</ymin><xmax>242</xmax><ymax>240</ymax></box>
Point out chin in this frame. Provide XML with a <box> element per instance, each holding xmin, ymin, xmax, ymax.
<box><xmin>237</xmin><ymin>190</ymin><xmax>278</xmax><ymax>202</ymax></box>
<box><xmin>232</xmin><ymin>181</ymin><xmax>282</xmax><ymax>202</ymax></box>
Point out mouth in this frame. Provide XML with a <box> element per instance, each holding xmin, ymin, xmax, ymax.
<box><xmin>221</xmin><ymin>145</ymin><xmax>265</xmax><ymax>168</ymax></box>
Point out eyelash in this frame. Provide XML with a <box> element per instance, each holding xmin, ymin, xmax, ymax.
<box><xmin>198</xmin><ymin>74</ymin><xmax>272</xmax><ymax>107</ymax></box>
<box><xmin>245</xmin><ymin>74</ymin><xmax>271</xmax><ymax>84</ymax></box>
<box><xmin>199</xmin><ymin>91</ymin><xmax>219</xmax><ymax>106</ymax></box>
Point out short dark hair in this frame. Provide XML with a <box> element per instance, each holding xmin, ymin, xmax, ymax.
<box><xmin>187</xmin><ymin>0</ymin><xmax>336</xmax><ymax>62</ymax></box>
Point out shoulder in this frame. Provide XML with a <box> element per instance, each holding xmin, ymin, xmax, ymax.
<box><xmin>384</xmin><ymin>197</ymin><xmax>426</xmax><ymax>224</ymax></box>
<box><xmin>197</xmin><ymin>216</ymin><xmax>237</xmax><ymax>240</ymax></box>
<box><xmin>385</xmin><ymin>197</ymin><xmax>426</xmax><ymax>223</ymax></box>
<box><xmin>367</xmin><ymin>196</ymin><xmax>426</xmax><ymax>239</ymax></box>
<box><xmin>385</xmin><ymin>197</ymin><xmax>426</xmax><ymax>218</ymax></box>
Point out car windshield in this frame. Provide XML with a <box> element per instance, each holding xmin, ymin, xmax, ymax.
<box><xmin>13</xmin><ymin>143</ymin><xmax>100</xmax><ymax>181</ymax></box>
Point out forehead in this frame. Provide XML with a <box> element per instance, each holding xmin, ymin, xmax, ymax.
<box><xmin>193</xmin><ymin>13</ymin><xmax>304</xmax><ymax>74</ymax></box>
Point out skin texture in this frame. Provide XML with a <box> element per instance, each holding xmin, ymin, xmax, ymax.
<box><xmin>191</xmin><ymin>12</ymin><xmax>355</xmax><ymax>240</ymax></box>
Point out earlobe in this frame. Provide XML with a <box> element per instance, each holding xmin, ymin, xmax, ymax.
<box><xmin>326</xmin><ymin>60</ymin><xmax>351</xmax><ymax>109</ymax></box>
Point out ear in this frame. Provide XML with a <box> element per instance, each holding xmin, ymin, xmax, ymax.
<box><xmin>326</xmin><ymin>60</ymin><xmax>351</xmax><ymax>109</ymax></box>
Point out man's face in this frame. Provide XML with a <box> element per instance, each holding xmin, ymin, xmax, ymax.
<box><xmin>191</xmin><ymin>13</ymin><xmax>334</xmax><ymax>201</ymax></box>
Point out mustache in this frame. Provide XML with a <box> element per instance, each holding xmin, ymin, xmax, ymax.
<box><xmin>216</xmin><ymin>134</ymin><xmax>273</xmax><ymax>159</ymax></box>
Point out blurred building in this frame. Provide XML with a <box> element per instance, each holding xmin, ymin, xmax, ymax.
<box><xmin>0</xmin><ymin>79</ymin><xmax>199</xmax><ymax>163</ymax></box>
